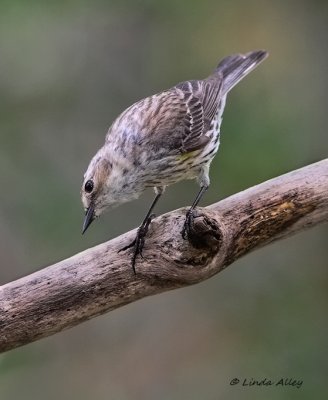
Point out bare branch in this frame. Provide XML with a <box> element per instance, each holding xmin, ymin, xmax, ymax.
<box><xmin>0</xmin><ymin>159</ymin><xmax>327</xmax><ymax>353</ymax></box>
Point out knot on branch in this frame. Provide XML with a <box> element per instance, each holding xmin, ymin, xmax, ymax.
<box><xmin>144</xmin><ymin>209</ymin><xmax>225</xmax><ymax>282</ymax></box>
<box><xmin>186</xmin><ymin>209</ymin><xmax>222</xmax><ymax>252</ymax></box>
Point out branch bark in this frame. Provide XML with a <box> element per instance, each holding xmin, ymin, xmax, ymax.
<box><xmin>0</xmin><ymin>159</ymin><xmax>327</xmax><ymax>353</ymax></box>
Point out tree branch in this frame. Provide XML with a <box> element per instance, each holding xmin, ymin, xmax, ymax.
<box><xmin>0</xmin><ymin>159</ymin><xmax>327</xmax><ymax>353</ymax></box>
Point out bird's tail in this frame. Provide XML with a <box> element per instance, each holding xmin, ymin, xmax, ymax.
<box><xmin>215</xmin><ymin>50</ymin><xmax>268</xmax><ymax>94</ymax></box>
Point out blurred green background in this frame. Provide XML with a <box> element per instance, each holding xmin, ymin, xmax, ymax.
<box><xmin>0</xmin><ymin>0</ymin><xmax>327</xmax><ymax>399</ymax></box>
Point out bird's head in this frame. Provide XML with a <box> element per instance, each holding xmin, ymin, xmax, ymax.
<box><xmin>81</xmin><ymin>153</ymin><xmax>114</xmax><ymax>234</ymax></box>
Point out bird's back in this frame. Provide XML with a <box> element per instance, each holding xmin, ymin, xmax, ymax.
<box><xmin>105</xmin><ymin>50</ymin><xmax>268</xmax><ymax>185</ymax></box>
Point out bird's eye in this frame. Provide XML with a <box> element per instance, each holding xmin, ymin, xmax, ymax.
<box><xmin>84</xmin><ymin>179</ymin><xmax>94</xmax><ymax>193</ymax></box>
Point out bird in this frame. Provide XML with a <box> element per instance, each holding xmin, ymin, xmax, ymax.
<box><xmin>81</xmin><ymin>50</ymin><xmax>268</xmax><ymax>273</ymax></box>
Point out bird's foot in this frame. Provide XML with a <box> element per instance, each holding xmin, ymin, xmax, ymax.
<box><xmin>181</xmin><ymin>208</ymin><xmax>196</xmax><ymax>240</ymax></box>
<box><xmin>118</xmin><ymin>214</ymin><xmax>156</xmax><ymax>274</ymax></box>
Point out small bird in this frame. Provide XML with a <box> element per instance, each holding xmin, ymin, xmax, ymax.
<box><xmin>81</xmin><ymin>50</ymin><xmax>268</xmax><ymax>272</ymax></box>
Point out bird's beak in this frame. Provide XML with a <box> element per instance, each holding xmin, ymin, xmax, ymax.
<box><xmin>82</xmin><ymin>204</ymin><xmax>95</xmax><ymax>234</ymax></box>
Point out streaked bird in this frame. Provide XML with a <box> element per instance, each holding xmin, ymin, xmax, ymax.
<box><xmin>81</xmin><ymin>50</ymin><xmax>268</xmax><ymax>272</ymax></box>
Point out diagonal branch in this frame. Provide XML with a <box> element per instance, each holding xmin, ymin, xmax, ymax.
<box><xmin>0</xmin><ymin>159</ymin><xmax>327</xmax><ymax>353</ymax></box>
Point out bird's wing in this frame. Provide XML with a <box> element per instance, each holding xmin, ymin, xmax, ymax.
<box><xmin>175</xmin><ymin>76</ymin><xmax>223</xmax><ymax>153</ymax></box>
<box><xmin>140</xmin><ymin>77</ymin><xmax>223</xmax><ymax>155</ymax></box>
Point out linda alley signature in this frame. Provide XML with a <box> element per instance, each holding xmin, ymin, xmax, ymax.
<box><xmin>230</xmin><ymin>377</ymin><xmax>303</xmax><ymax>389</ymax></box>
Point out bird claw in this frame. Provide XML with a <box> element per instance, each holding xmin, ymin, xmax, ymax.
<box><xmin>118</xmin><ymin>214</ymin><xmax>156</xmax><ymax>274</ymax></box>
<box><xmin>118</xmin><ymin>238</ymin><xmax>136</xmax><ymax>253</ymax></box>
<box><xmin>181</xmin><ymin>209</ymin><xmax>195</xmax><ymax>240</ymax></box>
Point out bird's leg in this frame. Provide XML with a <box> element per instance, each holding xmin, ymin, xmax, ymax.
<box><xmin>182</xmin><ymin>185</ymin><xmax>208</xmax><ymax>240</ymax></box>
<box><xmin>119</xmin><ymin>191</ymin><xmax>162</xmax><ymax>274</ymax></box>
